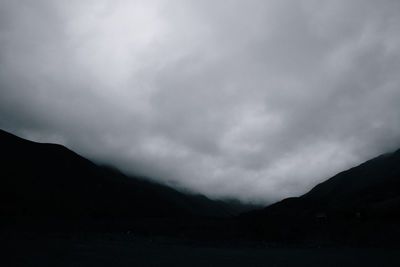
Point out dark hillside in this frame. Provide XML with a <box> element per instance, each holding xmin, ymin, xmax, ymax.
<box><xmin>0</xmin><ymin>129</ymin><xmax>247</xmax><ymax>232</ymax></box>
<box><xmin>241</xmin><ymin>148</ymin><xmax>400</xmax><ymax>245</ymax></box>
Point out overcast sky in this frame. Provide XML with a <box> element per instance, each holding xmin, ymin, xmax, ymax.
<box><xmin>1</xmin><ymin>0</ymin><xmax>400</xmax><ymax>203</ymax></box>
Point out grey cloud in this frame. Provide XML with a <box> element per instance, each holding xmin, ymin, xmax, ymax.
<box><xmin>1</xmin><ymin>0</ymin><xmax>400</xmax><ymax>203</ymax></box>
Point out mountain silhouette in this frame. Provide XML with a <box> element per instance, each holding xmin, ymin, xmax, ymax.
<box><xmin>241</xmin><ymin>148</ymin><xmax>400</xmax><ymax>244</ymax></box>
<box><xmin>3</xmin><ymin>128</ymin><xmax>400</xmax><ymax>244</ymax></box>
<box><xmin>0</xmin><ymin>129</ymin><xmax>251</xmax><ymax>232</ymax></box>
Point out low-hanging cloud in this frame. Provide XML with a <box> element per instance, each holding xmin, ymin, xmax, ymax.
<box><xmin>1</xmin><ymin>0</ymin><xmax>400</xmax><ymax>203</ymax></box>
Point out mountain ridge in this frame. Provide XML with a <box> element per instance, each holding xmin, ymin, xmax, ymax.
<box><xmin>239</xmin><ymin>146</ymin><xmax>400</xmax><ymax>244</ymax></box>
<box><xmin>0</xmin><ymin>129</ymin><xmax>254</xmax><ymax>225</ymax></box>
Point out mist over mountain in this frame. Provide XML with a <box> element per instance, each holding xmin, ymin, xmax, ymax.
<box><xmin>2</xmin><ymin>127</ymin><xmax>400</xmax><ymax>245</ymax></box>
<box><xmin>2</xmin><ymin>1</ymin><xmax>400</xmax><ymax>265</ymax></box>
<box><xmin>0</xmin><ymin>129</ymin><xmax>256</xmax><ymax>232</ymax></box>
<box><xmin>2</xmin><ymin>126</ymin><xmax>400</xmax><ymax>267</ymax></box>
<box><xmin>1</xmin><ymin>1</ymin><xmax>400</xmax><ymax>203</ymax></box>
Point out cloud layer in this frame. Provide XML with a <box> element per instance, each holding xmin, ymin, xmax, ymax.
<box><xmin>1</xmin><ymin>0</ymin><xmax>400</xmax><ymax>203</ymax></box>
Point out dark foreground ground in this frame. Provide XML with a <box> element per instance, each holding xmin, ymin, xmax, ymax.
<box><xmin>1</xmin><ymin>232</ymin><xmax>400</xmax><ymax>267</ymax></box>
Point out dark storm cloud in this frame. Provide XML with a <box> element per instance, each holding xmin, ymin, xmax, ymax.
<box><xmin>1</xmin><ymin>0</ymin><xmax>400</xmax><ymax>203</ymax></box>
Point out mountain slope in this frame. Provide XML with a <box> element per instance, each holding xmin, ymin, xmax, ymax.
<box><xmin>262</xmin><ymin>148</ymin><xmax>400</xmax><ymax>219</ymax></box>
<box><xmin>303</xmin><ymin>150</ymin><xmax>400</xmax><ymax>216</ymax></box>
<box><xmin>241</xmin><ymin>148</ymin><xmax>400</xmax><ymax>244</ymax></box>
<box><xmin>0</xmin><ymin>129</ymin><xmax>237</xmax><ymax>223</ymax></box>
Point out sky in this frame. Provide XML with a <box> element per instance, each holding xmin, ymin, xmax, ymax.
<box><xmin>1</xmin><ymin>0</ymin><xmax>400</xmax><ymax>204</ymax></box>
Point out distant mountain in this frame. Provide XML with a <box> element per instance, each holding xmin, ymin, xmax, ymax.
<box><xmin>241</xmin><ymin>148</ymin><xmax>400</xmax><ymax>244</ymax></box>
<box><xmin>0</xmin><ymin>129</ymin><xmax>248</xmax><ymax>229</ymax></box>
<box><xmin>4</xmin><ymin>127</ymin><xmax>399</xmax><ymax>244</ymax></box>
